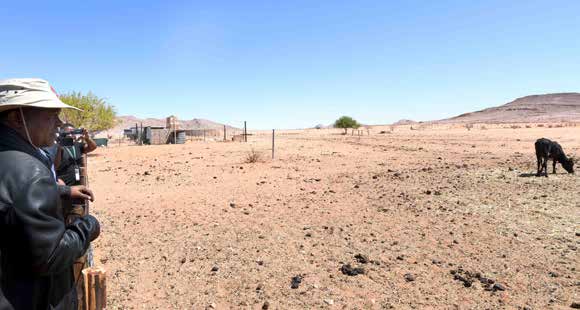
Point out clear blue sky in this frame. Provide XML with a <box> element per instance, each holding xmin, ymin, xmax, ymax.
<box><xmin>2</xmin><ymin>0</ymin><xmax>579</xmax><ymax>129</ymax></box>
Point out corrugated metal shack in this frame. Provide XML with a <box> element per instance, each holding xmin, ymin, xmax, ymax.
<box><xmin>125</xmin><ymin>116</ymin><xmax>204</xmax><ymax>145</ymax></box>
<box><xmin>143</xmin><ymin>126</ymin><xmax>169</xmax><ymax>145</ymax></box>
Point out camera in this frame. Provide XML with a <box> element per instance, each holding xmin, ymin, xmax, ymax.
<box><xmin>56</xmin><ymin>128</ymin><xmax>85</xmax><ymax>147</ymax></box>
<box><xmin>66</xmin><ymin>128</ymin><xmax>85</xmax><ymax>135</ymax></box>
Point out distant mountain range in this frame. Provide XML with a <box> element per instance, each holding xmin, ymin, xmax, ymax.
<box><xmin>434</xmin><ymin>93</ymin><xmax>580</xmax><ymax>124</ymax></box>
<box><xmin>107</xmin><ymin>93</ymin><xmax>580</xmax><ymax>137</ymax></box>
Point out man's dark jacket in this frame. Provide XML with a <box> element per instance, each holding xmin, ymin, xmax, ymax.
<box><xmin>0</xmin><ymin>124</ymin><xmax>100</xmax><ymax>310</ymax></box>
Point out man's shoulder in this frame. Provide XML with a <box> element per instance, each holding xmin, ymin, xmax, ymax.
<box><xmin>0</xmin><ymin>151</ymin><xmax>55</xmax><ymax>206</ymax></box>
<box><xmin>0</xmin><ymin>151</ymin><xmax>51</xmax><ymax>182</ymax></box>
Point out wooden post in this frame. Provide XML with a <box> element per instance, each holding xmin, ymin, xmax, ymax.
<box><xmin>223</xmin><ymin>125</ymin><xmax>226</xmax><ymax>141</ymax></box>
<box><xmin>272</xmin><ymin>129</ymin><xmax>275</xmax><ymax>159</ymax></box>
<box><xmin>68</xmin><ymin>153</ymin><xmax>92</xmax><ymax>310</ymax></box>
<box><xmin>244</xmin><ymin>121</ymin><xmax>247</xmax><ymax>142</ymax></box>
<box><xmin>173</xmin><ymin>118</ymin><xmax>177</xmax><ymax>144</ymax></box>
<box><xmin>140</xmin><ymin>123</ymin><xmax>143</xmax><ymax>145</ymax></box>
<box><xmin>82</xmin><ymin>266</ymin><xmax>106</xmax><ymax>310</ymax></box>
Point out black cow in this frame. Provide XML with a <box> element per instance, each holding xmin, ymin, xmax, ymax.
<box><xmin>534</xmin><ymin>138</ymin><xmax>574</xmax><ymax>177</ymax></box>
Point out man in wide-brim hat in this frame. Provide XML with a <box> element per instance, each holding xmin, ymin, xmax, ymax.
<box><xmin>0</xmin><ymin>78</ymin><xmax>101</xmax><ymax>310</ymax></box>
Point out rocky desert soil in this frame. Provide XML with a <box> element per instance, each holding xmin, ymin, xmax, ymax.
<box><xmin>89</xmin><ymin>125</ymin><xmax>579</xmax><ymax>309</ymax></box>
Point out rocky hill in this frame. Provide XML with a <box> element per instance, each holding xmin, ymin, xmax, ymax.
<box><xmin>436</xmin><ymin>93</ymin><xmax>580</xmax><ymax>123</ymax></box>
<box><xmin>392</xmin><ymin>119</ymin><xmax>418</xmax><ymax>126</ymax></box>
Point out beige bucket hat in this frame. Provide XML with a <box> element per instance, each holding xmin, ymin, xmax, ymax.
<box><xmin>0</xmin><ymin>78</ymin><xmax>79</xmax><ymax>113</ymax></box>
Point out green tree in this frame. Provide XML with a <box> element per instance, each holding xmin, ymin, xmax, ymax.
<box><xmin>59</xmin><ymin>91</ymin><xmax>117</xmax><ymax>132</ymax></box>
<box><xmin>334</xmin><ymin>116</ymin><xmax>360</xmax><ymax>134</ymax></box>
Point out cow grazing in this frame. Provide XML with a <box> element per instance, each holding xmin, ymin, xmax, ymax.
<box><xmin>534</xmin><ymin>138</ymin><xmax>575</xmax><ymax>177</ymax></box>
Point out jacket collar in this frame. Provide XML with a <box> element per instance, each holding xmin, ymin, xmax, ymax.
<box><xmin>0</xmin><ymin>123</ymin><xmax>53</xmax><ymax>170</ymax></box>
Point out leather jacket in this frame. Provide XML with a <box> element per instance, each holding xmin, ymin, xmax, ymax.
<box><xmin>0</xmin><ymin>124</ymin><xmax>100</xmax><ymax>310</ymax></box>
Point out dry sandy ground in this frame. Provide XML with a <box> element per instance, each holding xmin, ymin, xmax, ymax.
<box><xmin>88</xmin><ymin>126</ymin><xmax>579</xmax><ymax>309</ymax></box>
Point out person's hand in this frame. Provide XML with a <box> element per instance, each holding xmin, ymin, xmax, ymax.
<box><xmin>57</xmin><ymin>178</ymin><xmax>65</xmax><ymax>186</ymax></box>
<box><xmin>70</xmin><ymin>185</ymin><xmax>95</xmax><ymax>202</ymax></box>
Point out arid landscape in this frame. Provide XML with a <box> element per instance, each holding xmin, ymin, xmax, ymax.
<box><xmin>89</xmin><ymin>124</ymin><xmax>579</xmax><ymax>309</ymax></box>
<box><xmin>5</xmin><ymin>3</ymin><xmax>580</xmax><ymax>309</ymax></box>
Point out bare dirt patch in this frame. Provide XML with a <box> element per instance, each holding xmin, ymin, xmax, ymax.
<box><xmin>89</xmin><ymin>126</ymin><xmax>579</xmax><ymax>309</ymax></box>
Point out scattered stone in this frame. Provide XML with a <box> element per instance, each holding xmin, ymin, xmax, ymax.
<box><xmin>341</xmin><ymin>264</ymin><xmax>365</xmax><ymax>276</ymax></box>
<box><xmin>548</xmin><ymin>271</ymin><xmax>559</xmax><ymax>278</ymax></box>
<box><xmin>305</xmin><ymin>232</ymin><xmax>312</xmax><ymax>237</ymax></box>
<box><xmin>354</xmin><ymin>254</ymin><xmax>370</xmax><ymax>264</ymax></box>
<box><xmin>143</xmin><ymin>171</ymin><xmax>150</xmax><ymax>176</ymax></box>
<box><xmin>453</xmin><ymin>274</ymin><xmax>472</xmax><ymax>287</ymax></box>
<box><xmin>570</xmin><ymin>302</ymin><xmax>580</xmax><ymax>309</ymax></box>
<box><xmin>425</xmin><ymin>190</ymin><xmax>432</xmax><ymax>195</ymax></box>
<box><xmin>229</xmin><ymin>203</ymin><xmax>236</xmax><ymax>208</ymax></box>
<box><xmin>354</xmin><ymin>185</ymin><xmax>360</xmax><ymax>189</ymax></box>
<box><xmin>262</xmin><ymin>301</ymin><xmax>270</xmax><ymax>310</ymax></box>
<box><xmin>208</xmin><ymin>303</ymin><xmax>216</xmax><ymax>309</ymax></box>
<box><xmin>256</xmin><ymin>284</ymin><xmax>264</xmax><ymax>291</ymax></box>
<box><xmin>492</xmin><ymin>283</ymin><xmax>506</xmax><ymax>291</ymax></box>
<box><xmin>404</xmin><ymin>273</ymin><xmax>416</xmax><ymax>282</ymax></box>
<box><xmin>180</xmin><ymin>257</ymin><xmax>186</xmax><ymax>264</ymax></box>
<box><xmin>211</xmin><ymin>266</ymin><xmax>219</xmax><ymax>272</ymax></box>
<box><xmin>290</xmin><ymin>275</ymin><xmax>303</xmax><ymax>289</ymax></box>
<box><xmin>324</xmin><ymin>299</ymin><xmax>334</xmax><ymax>305</ymax></box>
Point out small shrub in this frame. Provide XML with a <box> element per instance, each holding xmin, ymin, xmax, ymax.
<box><xmin>244</xmin><ymin>149</ymin><xmax>263</xmax><ymax>163</ymax></box>
<box><xmin>525</xmin><ymin>125</ymin><xmax>532</xmax><ymax>128</ymax></box>
<box><xmin>480</xmin><ymin>125</ymin><xmax>487</xmax><ymax>130</ymax></box>
<box><xmin>464</xmin><ymin>123</ymin><xmax>474</xmax><ymax>131</ymax></box>
<box><xmin>334</xmin><ymin>116</ymin><xmax>360</xmax><ymax>134</ymax></box>
<box><xmin>537</xmin><ymin>124</ymin><xmax>544</xmax><ymax>127</ymax></box>
<box><xmin>511</xmin><ymin>125</ymin><xmax>521</xmax><ymax>129</ymax></box>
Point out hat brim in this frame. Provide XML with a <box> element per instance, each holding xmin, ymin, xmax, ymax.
<box><xmin>0</xmin><ymin>100</ymin><xmax>81</xmax><ymax>113</ymax></box>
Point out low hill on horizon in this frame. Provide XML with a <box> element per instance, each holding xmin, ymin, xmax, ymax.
<box><xmin>434</xmin><ymin>92</ymin><xmax>580</xmax><ymax>124</ymax></box>
<box><xmin>392</xmin><ymin>119</ymin><xmax>418</xmax><ymax>126</ymax></box>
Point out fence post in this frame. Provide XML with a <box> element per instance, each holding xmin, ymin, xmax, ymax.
<box><xmin>244</xmin><ymin>121</ymin><xmax>247</xmax><ymax>142</ymax></box>
<box><xmin>223</xmin><ymin>125</ymin><xmax>226</xmax><ymax>141</ymax></box>
<box><xmin>82</xmin><ymin>266</ymin><xmax>107</xmax><ymax>310</ymax></box>
<box><xmin>272</xmin><ymin>129</ymin><xmax>275</xmax><ymax>159</ymax></box>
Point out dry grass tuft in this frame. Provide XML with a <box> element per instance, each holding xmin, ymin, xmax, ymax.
<box><xmin>244</xmin><ymin>149</ymin><xmax>263</xmax><ymax>163</ymax></box>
